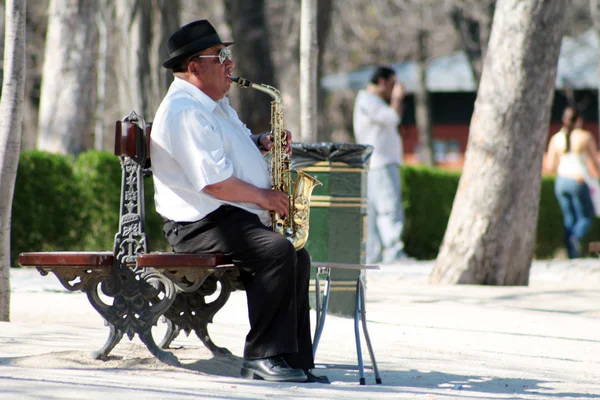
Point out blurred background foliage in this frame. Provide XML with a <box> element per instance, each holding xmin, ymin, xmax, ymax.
<box><xmin>10</xmin><ymin>151</ymin><xmax>586</xmax><ymax>265</ymax></box>
<box><xmin>1</xmin><ymin>0</ymin><xmax>594</xmax><ymax>152</ymax></box>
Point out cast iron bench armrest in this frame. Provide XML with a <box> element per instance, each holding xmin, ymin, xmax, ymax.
<box><xmin>18</xmin><ymin>251</ymin><xmax>115</xmax><ymax>292</ymax></box>
<box><xmin>19</xmin><ymin>251</ymin><xmax>115</xmax><ymax>268</ymax></box>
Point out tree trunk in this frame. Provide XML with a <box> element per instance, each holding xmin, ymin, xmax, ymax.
<box><xmin>478</xmin><ymin>3</ymin><xmax>495</xmax><ymax>62</ymax></box>
<box><xmin>0</xmin><ymin>0</ymin><xmax>26</xmax><ymax>321</ymax></box>
<box><xmin>20</xmin><ymin>1</ymin><xmax>48</xmax><ymax>151</ymax></box>
<box><xmin>264</xmin><ymin>0</ymin><xmax>332</xmax><ymax>142</ymax></box>
<box><xmin>37</xmin><ymin>0</ymin><xmax>97</xmax><ymax>154</ymax></box>
<box><xmin>316</xmin><ymin>0</ymin><xmax>333</xmax><ymax>143</ymax></box>
<box><xmin>95</xmin><ymin>0</ymin><xmax>109</xmax><ymax>150</ymax></box>
<box><xmin>431</xmin><ymin>0</ymin><xmax>567</xmax><ymax>286</ymax></box>
<box><xmin>224</xmin><ymin>0</ymin><xmax>275</xmax><ymax>134</ymax></box>
<box><xmin>449</xmin><ymin>3</ymin><xmax>495</xmax><ymax>87</ymax></box>
<box><xmin>267</xmin><ymin>1</ymin><xmax>301</xmax><ymax>138</ymax></box>
<box><xmin>299</xmin><ymin>0</ymin><xmax>317</xmax><ymax>143</ymax></box>
<box><xmin>115</xmin><ymin>0</ymin><xmax>152</xmax><ymax>120</ymax></box>
<box><xmin>115</xmin><ymin>0</ymin><xmax>179</xmax><ymax>122</ymax></box>
<box><xmin>415</xmin><ymin>29</ymin><xmax>435</xmax><ymax>166</ymax></box>
<box><xmin>151</xmin><ymin>0</ymin><xmax>179</xmax><ymax>113</ymax></box>
<box><xmin>591</xmin><ymin>0</ymin><xmax>600</xmax><ymax>145</ymax></box>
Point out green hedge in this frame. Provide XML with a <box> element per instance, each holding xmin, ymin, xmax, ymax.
<box><xmin>11</xmin><ymin>152</ymin><xmax>598</xmax><ymax>265</ymax></box>
<box><xmin>402</xmin><ymin>166</ymin><xmax>460</xmax><ymax>259</ymax></box>
<box><xmin>12</xmin><ymin>151</ymin><xmax>168</xmax><ymax>266</ymax></box>
<box><xmin>73</xmin><ymin>151</ymin><xmax>122</xmax><ymax>250</ymax></box>
<box><xmin>401</xmin><ymin>165</ymin><xmax>600</xmax><ymax>260</ymax></box>
<box><xmin>12</xmin><ymin>151</ymin><xmax>86</xmax><ymax>265</ymax></box>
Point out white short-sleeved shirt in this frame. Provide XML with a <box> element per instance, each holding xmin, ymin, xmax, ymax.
<box><xmin>555</xmin><ymin>129</ymin><xmax>589</xmax><ymax>178</ymax></box>
<box><xmin>353</xmin><ymin>90</ymin><xmax>403</xmax><ymax>169</ymax></box>
<box><xmin>150</xmin><ymin>77</ymin><xmax>271</xmax><ymax>225</ymax></box>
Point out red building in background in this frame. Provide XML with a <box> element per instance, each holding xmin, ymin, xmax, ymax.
<box><xmin>399</xmin><ymin>90</ymin><xmax>599</xmax><ymax>172</ymax></box>
<box><xmin>321</xmin><ymin>30</ymin><xmax>599</xmax><ymax>173</ymax></box>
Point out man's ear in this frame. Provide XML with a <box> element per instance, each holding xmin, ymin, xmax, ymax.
<box><xmin>188</xmin><ymin>63</ymin><xmax>196</xmax><ymax>76</ymax></box>
<box><xmin>185</xmin><ymin>60</ymin><xmax>197</xmax><ymax>76</ymax></box>
<box><xmin>191</xmin><ymin>61</ymin><xmax>205</xmax><ymax>76</ymax></box>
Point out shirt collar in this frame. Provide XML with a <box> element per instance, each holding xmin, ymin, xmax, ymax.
<box><xmin>172</xmin><ymin>77</ymin><xmax>230</xmax><ymax>113</ymax></box>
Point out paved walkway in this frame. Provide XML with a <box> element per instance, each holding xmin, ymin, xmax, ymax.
<box><xmin>2</xmin><ymin>259</ymin><xmax>599</xmax><ymax>399</ymax></box>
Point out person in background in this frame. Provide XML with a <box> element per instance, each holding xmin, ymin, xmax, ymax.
<box><xmin>150</xmin><ymin>19</ymin><xmax>328</xmax><ymax>384</ymax></box>
<box><xmin>353</xmin><ymin>65</ymin><xmax>408</xmax><ymax>264</ymax></box>
<box><xmin>546</xmin><ymin>105</ymin><xmax>600</xmax><ymax>258</ymax></box>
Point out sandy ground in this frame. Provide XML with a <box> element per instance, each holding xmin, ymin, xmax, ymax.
<box><xmin>1</xmin><ymin>259</ymin><xmax>600</xmax><ymax>400</ymax></box>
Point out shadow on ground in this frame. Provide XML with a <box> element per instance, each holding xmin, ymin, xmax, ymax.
<box><xmin>3</xmin><ymin>351</ymin><xmax>597</xmax><ymax>398</ymax></box>
<box><xmin>317</xmin><ymin>364</ymin><xmax>599</xmax><ymax>398</ymax></box>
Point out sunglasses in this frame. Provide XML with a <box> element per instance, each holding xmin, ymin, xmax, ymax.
<box><xmin>192</xmin><ymin>48</ymin><xmax>232</xmax><ymax>64</ymax></box>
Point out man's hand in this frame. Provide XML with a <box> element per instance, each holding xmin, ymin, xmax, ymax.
<box><xmin>257</xmin><ymin>188</ymin><xmax>290</xmax><ymax>217</ymax></box>
<box><xmin>260</xmin><ymin>130</ymin><xmax>293</xmax><ymax>156</ymax></box>
<box><xmin>391</xmin><ymin>82</ymin><xmax>405</xmax><ymax>102</ymax></box>
<box><xmin>203</xmin><ymin>177</ymin><xmax>290</xmax><ymax>217</ymax></box>
<box><xmin>390</xmin><ymin>82</ymin><xmax>405</xmax><ymax>116</ymax></box>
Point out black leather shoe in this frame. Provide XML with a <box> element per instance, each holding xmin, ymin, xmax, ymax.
<box><xmin>304</xmin><ymin>370</ymin><xmax>330</xmax><ymax>384</ymax></box>
<box><xmin>241</xmin><ymin>357</ymin><xmax>307</xmax><ymax>382</ymax></box>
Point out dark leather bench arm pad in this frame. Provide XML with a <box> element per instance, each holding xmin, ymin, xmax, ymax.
<box><xmin>18</xmin><ymin>251</ymin><xmax>115</xmax><ymax>268</ymax></box>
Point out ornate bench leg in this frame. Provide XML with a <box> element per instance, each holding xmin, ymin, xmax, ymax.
<box><xmin>138</xmin><ymin>323</ymin><xmax>179</xmax><ymax>365</ymax></box>
<box><xmin>158</xmin><ymin>316</ymin><xmax>181</xmax><ymax>349</ymax></box>
<box><xmin>39</xmin><ymin>267</ymin><xmax>128</xmax><ymax>361</ymax></box>
<box><xmin>86</xmin><ymin>268</ymin><xmax>179</xmax><ymax>366</ymax></box>
<box><xmin>90</xmin><ymin>321</ymin><xmax>124</xmax><ymax>360</ymax></box>
<box><xmin>162</xmin><ymin>272</ymin><xmax>235</xmax><ymax>356</ymax></box>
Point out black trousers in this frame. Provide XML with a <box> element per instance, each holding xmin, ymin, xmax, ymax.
<box><xmin>163</xmin><ymin>205</ymin><xmax>314</xmax><ymax>370</ymax></box>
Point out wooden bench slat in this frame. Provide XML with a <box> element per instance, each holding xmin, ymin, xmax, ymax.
<box><xmin>137</xmin><ymin>252</ymin><xmax>228</xmax><ymax>268</ymax></box>
<box><xmin>137</xmin><ymin>254</ymin><xmax>378</xmax><ymax>270</ymax></box>
<box><xmin>18</xmin><ymin>251</ymin><xmax>114</xmax><ymax>268</ymax></box>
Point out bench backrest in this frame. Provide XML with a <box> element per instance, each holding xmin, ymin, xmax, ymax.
<box><xmin>114</xmin><ymin>112</ymin><xmax>152</xmax><ymax>168</ymax></box>
<box><xmin>112</xmin><ymin>111</ymin><xmax>153</xmax><ymax>268</ymax></box>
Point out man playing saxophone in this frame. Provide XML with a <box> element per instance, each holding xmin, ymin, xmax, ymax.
<box><xmin>150</xmin><ymin>19</ymin><xmax>327</xmax><ymax>384</ymax></box>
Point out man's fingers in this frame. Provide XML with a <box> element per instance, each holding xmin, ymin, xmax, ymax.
<box><xmin>267</xmin><ymin>190</ymin><xmax>290</xmax><ymax>217</ymax></box>
<box><xmin>280</xmin><ymin>197</ymin><xmax>288</xmax><ymax>217</ymax></box>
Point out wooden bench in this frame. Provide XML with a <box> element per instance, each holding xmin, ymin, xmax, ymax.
<box><xmin>18</xmin><ymin>111</ymin><xmax>242</xmax><ymax>365</ymax></box>
<box><xmin>19</xmin><ymin>110</ymin><xmax>382</xmax><ymax>384</ymax></box>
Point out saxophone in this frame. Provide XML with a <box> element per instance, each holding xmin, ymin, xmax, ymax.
<box><xmin>231</xmin><ymin>76</ymin><xmax>322</xmax><ymax>250</ymax></box>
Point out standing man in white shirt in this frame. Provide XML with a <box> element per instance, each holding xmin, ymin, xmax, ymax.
<box><xmin>151</xmin><ymin>19</ymin><xmax>327</xmax><ymax>384</ymax></box>
<box><xmin>353</xmin><ymin>66</ymin><xmax>407</xmax><ymax>264</ymax></box>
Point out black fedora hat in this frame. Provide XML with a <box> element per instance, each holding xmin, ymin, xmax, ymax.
<box><xmin>162</xmin><ymin>20</ymin><xmax>233</xmax><ymax>69</ymax></box>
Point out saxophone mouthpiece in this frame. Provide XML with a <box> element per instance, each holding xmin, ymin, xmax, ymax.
<box><xmin>230</xmin><ymin>76</ymin><xmax>252</xmax><ymax>88</ymax></box>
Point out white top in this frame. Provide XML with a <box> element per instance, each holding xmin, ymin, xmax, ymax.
<box><xmin>555</xmin><ymin>130</ymin><xmax>589</xmax><ymax>178</ymax></box>
<box><xmin>150</xmin><ymin>77</ymin><xmax>271</xmax><ymax>225</ymax></box>
<box><xmin>352</xmin><ymin>89</ymin><xmax>403</xmax><ymax>169</ymax></box>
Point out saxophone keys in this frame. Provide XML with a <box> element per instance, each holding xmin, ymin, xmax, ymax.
<box><xmin>294</xmin><ymin>212</ymin><xmax>308</xmax><ymax>224</ymax></box>
<box><xmin>294</xmin><ymin>196</ymin><xmax>308</xmax><ymax>210</ymax></box>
